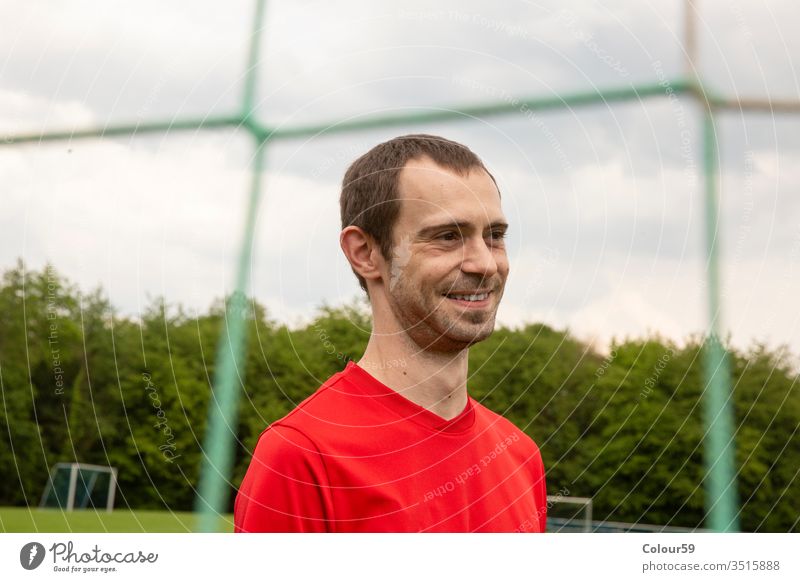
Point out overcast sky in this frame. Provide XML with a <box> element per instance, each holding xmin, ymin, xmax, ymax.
<box><xmin>1</xmin><ymin>0</ymin><xmax>799</xmax><ymax>356</ymax></box>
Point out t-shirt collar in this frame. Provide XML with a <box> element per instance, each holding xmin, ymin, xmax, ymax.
<box><xmin>342</xmin><ymin>360</ymin><xmax>476</xmax><ymax>434</ymax></box>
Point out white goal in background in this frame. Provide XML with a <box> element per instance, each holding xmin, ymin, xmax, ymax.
<box><xmin>546</xmin><ymin>495</ymin><xmax>593</xmax><ymax>532</ymax></box>
<box><xmin>39</xmin><ymin>462</ymin><xmax>117</xmax><ymax>512</ymax></box>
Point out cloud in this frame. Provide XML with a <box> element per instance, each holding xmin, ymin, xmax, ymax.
<box><xmin>1</xmin><ymin>0</ymin><xmax>799</xmax><ymax>357</ymax></box>
<box><xmin>0</xmin><ymin>0</ymin><xmax>248</xmax><ymax>128</ymax></box>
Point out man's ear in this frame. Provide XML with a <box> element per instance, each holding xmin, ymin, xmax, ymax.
<box><xmin>340</xmin><ymin>226</ymin><xmax>385</xmax><ymax>285</ymax></box>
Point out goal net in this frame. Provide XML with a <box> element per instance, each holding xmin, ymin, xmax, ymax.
<box><xmin>39</xmin><ymin>463</ymin><xmax>117</xmax><ymax>512</ymax></box>
<box><xmin>546</xmin><ymin>495</ymin><xmax>593</xmax><ymax>532</ymax></box>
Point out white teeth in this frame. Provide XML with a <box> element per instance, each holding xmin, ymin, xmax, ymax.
<box><xmin>449</xmin><ymin>292</ymin><xmax>489</xmax><ymax>302</ymax></box>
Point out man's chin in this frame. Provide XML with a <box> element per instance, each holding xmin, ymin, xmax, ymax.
<box><xmin>429</xmin><ymin>319</ymin><xmax>497</xmax><ymax>352</ymax></box>
<box><xmin>389</xmin><ymin>292</ymin><xmax>499</xmax><ymax>351</ymax></box>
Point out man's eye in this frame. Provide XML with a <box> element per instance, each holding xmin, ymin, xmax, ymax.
<box><xmin>438</xmin><ymin>232</ymin><xmax>459</xmax><ymax>241</ymax></box>
<box><xmin>489</xmin><ymin>230</ymin><xmax>507</xmax><ymax>240</ymax></box>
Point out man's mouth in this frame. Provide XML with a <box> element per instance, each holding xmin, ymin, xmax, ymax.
<box><xmin>442</xmin><ymin>289</ymin><xmax>493</xmax><ymax>308</ymax></box>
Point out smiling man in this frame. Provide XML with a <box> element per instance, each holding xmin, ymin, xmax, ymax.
<box><xmin>234</xmin><ymin>134</ymin><xmax>547</xmax><ymax>533</ymax></box>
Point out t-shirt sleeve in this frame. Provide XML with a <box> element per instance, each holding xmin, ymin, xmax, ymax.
<box><xmin>234</xmin><ymin>424</ymin><xmax>334</xmax><ymax>533</ymax></box>
<box><xmin>532</xmin><ymin>445</ymin><xmax>547</xmax><ymax>532</ymax></box>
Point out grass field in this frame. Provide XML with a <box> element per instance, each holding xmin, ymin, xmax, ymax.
<box><xmin>0</xmin><ymin>507</ymin><xmax>233</xmax><ymax>533</ymax></box>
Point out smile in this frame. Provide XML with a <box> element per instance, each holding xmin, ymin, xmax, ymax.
<box><xmin>443</xmin><ymin>290</ymin><xmax>493</xmax><ymax>308</ymax></box>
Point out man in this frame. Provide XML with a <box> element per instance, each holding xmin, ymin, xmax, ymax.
<box><xmin>234</xmin><ymin>134</ymin><xmax>547</xmax><ymax>532</ymax></box>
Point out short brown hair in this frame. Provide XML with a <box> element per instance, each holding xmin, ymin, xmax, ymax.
<box><xmin>340</xmin><ymin>133</ymin><xmax>497</xmax><ymax>294</ymax></box>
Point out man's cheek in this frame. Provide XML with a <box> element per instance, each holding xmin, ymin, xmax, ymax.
<box><xmin>499</xmin><ymin>258</ymin><xmax>510</xmax><ymax>281</ymax></box>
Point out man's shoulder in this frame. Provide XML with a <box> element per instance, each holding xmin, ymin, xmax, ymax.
<box><xmin>251</xmin><ymin>422</ymin><xmax>319</xmax><ymax>464</ymax></box>
<box><xmin>277</xmin><ymin>374</ymin><xmax>345</xmax><ymax>422</ymax></box>
<box><xmin>472</xmin><ymin>398</ymin><xmax>542</xmax><ymax>453</ymax></box>
<box><xmin>256</xmin><ymin>365</ymin><xmax>357</xmax><ymax>445</ymax></box>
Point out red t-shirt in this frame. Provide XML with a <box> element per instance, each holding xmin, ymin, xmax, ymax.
<box><xmin>234</xmin><ymin>360</ymin><xmax>547</xmax><ymax>532</ymax></box>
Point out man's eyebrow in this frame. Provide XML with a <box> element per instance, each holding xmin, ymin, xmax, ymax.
<box><xmin>415</xmin><ymin>220</ymin><xmax>509</xmax><ymax>238</ymax></box>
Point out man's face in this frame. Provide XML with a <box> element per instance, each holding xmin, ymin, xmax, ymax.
<box><xmin>381</xmin><ymin>156</ymin><xmax>509</xmax><ymax>352</ymax></box>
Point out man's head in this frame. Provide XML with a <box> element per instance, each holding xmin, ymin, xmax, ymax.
<box><xmin>339</xmin><ymin>134</ymin><xmax>509</xmax><ymax>352</ymax></box>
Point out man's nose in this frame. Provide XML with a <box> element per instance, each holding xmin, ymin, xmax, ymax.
<box><xmin>460</xmin><ymin>236</ymin><xmax>499</xmax><ymax>281</ymax></box>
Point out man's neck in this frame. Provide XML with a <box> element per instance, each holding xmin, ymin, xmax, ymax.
<box><xmin>357</xmin><ymin>333</ymin><xmax>469</xmax><ymax>421</ymax></box>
